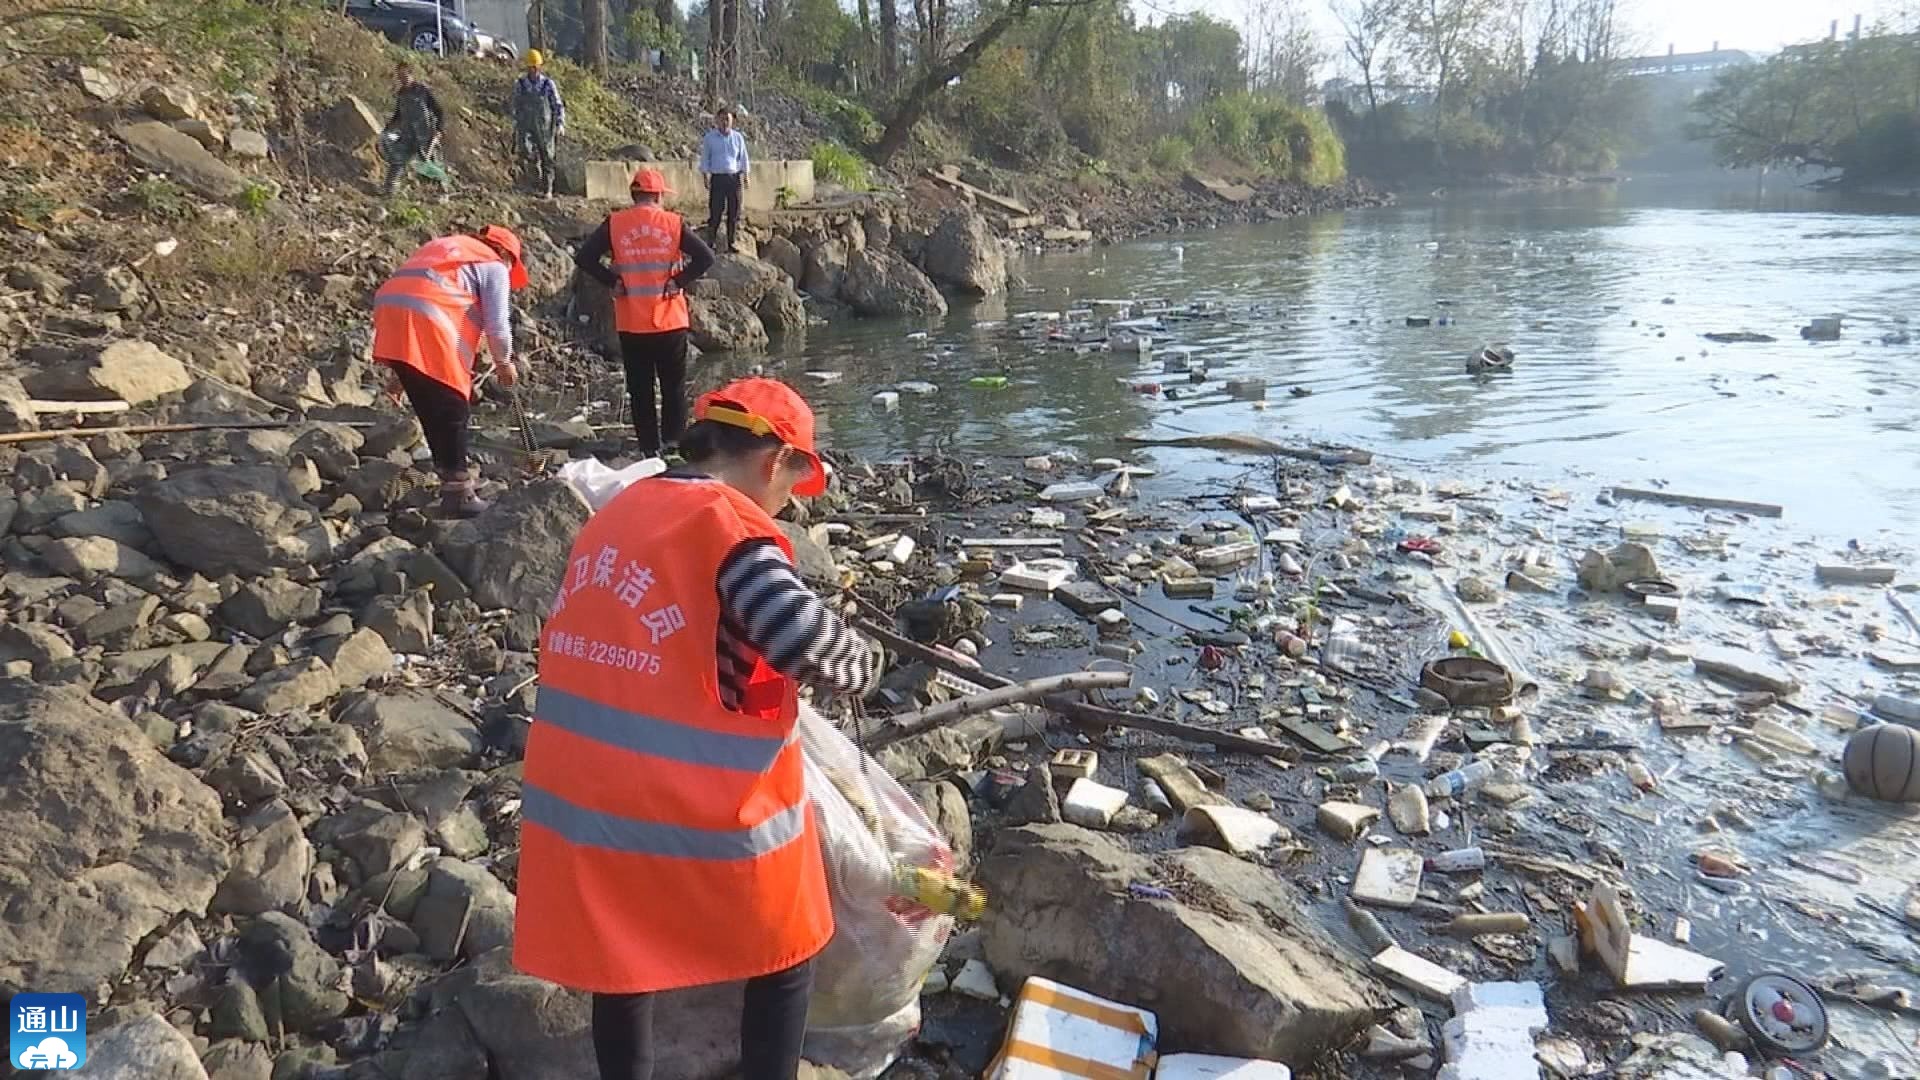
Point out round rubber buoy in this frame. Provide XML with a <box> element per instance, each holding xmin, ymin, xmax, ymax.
<box><xmin>1720</xmin><ymin>972</ymin><xmax>1830</xmax><ymax>1055</ymax></box>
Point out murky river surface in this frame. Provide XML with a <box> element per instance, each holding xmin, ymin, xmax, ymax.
<box><xmin>706</xmin><ymin>183</ymin><xmax>1920</xmax><ymax>1074</ymax></box>
<box><xmin>788</xmin><ymin>180</ymin><xmax>1920</xmax><ymax>542</ymax></box>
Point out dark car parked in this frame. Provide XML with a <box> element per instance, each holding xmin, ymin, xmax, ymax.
<box><xmin>345</xmin><ymin>0</ymin><xmax>486</xmax><ymax>56</ymax></box>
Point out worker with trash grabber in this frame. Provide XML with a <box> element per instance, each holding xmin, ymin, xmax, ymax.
<box><xmin>574</xmin><ymin>167</ymin><xmax>715</xmax><ymax>459</ymax></box>
<box><xmin>371</xmin><ymin>224</ymin><xmax>527</xmax><ymax>517</ymax></box>
<box><xmin>381</xmin><ymin>60</ymin><xmax>447</xmax><ymax>197</ymax></box>
<box><xmin>514</xmin><ymin>377</ymin><xmax>881</xmax><ymax>1080</ymax></box>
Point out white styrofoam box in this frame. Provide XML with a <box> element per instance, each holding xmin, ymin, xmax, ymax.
<box><xmin>1002</xmin><ymin>559</ymin><xmax>1077</xmax><ymax>592</ymax></box>
<box><xmin>1061</xmin><ymin>778</ymin><xmax>1130</xmax><ymax>827</ymax></box>
<box><xmin>988</xmin><ymin>977</ymin><xmax>1157</xmax><ymax>1080</ymax></box>
<box><xmin>1155</xmin><ymin>1054</ymin><xmax>1291</xmax><ymax>1080</ymax></box>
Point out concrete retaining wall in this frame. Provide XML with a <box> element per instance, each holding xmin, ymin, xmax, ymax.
<box><xmin>584</xmin><ymin>159</ymin><xmax>816</xmax><ymax>212</ymax></box>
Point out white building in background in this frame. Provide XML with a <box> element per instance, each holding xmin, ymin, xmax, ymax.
<box><xmin>452</xmin><ymin>0</ymin><xmax>530</xmax><ymax>52</ymax></box>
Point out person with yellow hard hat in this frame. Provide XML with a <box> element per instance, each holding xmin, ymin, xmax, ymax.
<box><xmin>511</xmin><ymin>48</ymin><xmax>565</xmax><ymax>197</ymax></box>
<box><xmin>371</xmin><ymin>224</ymin><xmax>529</xmax><ymax>517</ymax></box>
<box><xmin>574</xmin><ymin>167</ymin><xmax>716</xmax><ymax>457</ymax></box>
<box><xmin>516</xmin><ymin>376</ymin><xmax>876</xmax><ymax>1080</ymax></box>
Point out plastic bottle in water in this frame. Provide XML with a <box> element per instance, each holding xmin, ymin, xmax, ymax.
<box><xmin>1426</xmin><ymin>760</ymin><xmax>1495</xmax><ymax>799</ymax></box>
<box><xmin>1426</xmin><ymin>847</ymin><xmax>1487</xmax><ymax>873</ymax></box>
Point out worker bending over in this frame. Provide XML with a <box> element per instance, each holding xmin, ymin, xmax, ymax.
<box><xmin>575</xmin><ymin>167</ymin><xmax>715</xmax><ymax>457</ymax></box>
<box><xmin>371</xmin><ymin>225</ymin><xmax>526</xmax><ymax>517</ymax></box>
<box><xmin>514</xmin><ymin>377</ymin><xmax>878</xmax><ymax>1080</ymax></box>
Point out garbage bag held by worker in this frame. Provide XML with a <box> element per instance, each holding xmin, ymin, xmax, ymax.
<box><xmin>797</xmin><ymin>703</ymin><xmax>956</xmax><ymax>1074</ymax></box>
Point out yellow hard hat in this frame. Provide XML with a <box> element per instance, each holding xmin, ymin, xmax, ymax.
<box><xmin>525</xmin><ymin>48</ymin><xmax>543</xmax><ymax>67</ymax></box>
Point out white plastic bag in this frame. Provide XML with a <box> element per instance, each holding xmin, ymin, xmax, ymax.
<box><xmin>798</xmin><ymin>704</ymin><xmax>955</xmax><ymax>1076</ymax></box>
<box><xmin>557</xmin><ymin>455</ymin><xmax>667</xmax><ymax>511</ymax></box>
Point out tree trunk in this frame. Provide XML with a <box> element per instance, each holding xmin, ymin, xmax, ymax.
<box><xmin>583</xmin><ymin>0</ymin><xmax>609</xmax><ymax>73</ymax></box>
<box><xmin>721</xmin><ymin>0</ymin><xmax>740</xmax><ymax>96</ymax></box>
<box><xmin>706</xmin><ymin>0</ymin><xmax>724</xmax><ymax>101</ymax></box>
<box><xmin>873</xmin><ymin>1</ymin><xmax>1024</xmax><ymax>162</ymax></box>
<box><xmin>879</xmin><ymin>0</ymin><xmax>898</xmax><ymax>85</ymax></box>
<box><xmin>530</xmin><ymin>0</ymin><xmax>549</xmax><ymax>51</ymax></box>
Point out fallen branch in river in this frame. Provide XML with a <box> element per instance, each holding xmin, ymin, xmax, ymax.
<box><xmin>852</xmin><ymin>617</ymin><xmax>1015</xmax><ymax>690</ymax></box>
<box><xmin>1051</xmin><ymin>697</ymin><xmax>1297</xmax><ymax>757</ymax></box>
<box><xmin>1610</xmin><ymin>485</ymin><xmax>1783</xmax><ymax>518</ymax></box>
<box><xmin>867</xmin><ymin>671</ymin><xmax>1130</xmax><ymax>748</ymax></box>
<box><xmin>1124</xmin><ymin>432</ymin><xmax>1373</xmax><ymax>465</ymax></box>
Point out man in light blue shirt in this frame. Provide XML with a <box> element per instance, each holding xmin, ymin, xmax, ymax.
<box><xmin>699</xmin><ymin>106</ymin><xmax>750</xmax><ymax>253</ymax></box>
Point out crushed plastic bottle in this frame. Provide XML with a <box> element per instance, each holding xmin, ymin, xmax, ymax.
<box><xmin>1426</xmin><ymin>847</ymin><xmax>1487</xmax><ymax>873</ymax></box>
<box><xmin>1426</xmin><ymin>760</ymin><xmax>1495</xmax><ymax>799</ymax></box>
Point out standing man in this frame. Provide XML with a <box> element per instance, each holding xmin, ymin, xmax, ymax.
<box><xmin>574</xmin><ymin>168</ymin><xmax>716</xmax><ymax>458</ymax></box>
<box><xmin>699</xmin><ymin>106</ymin><xmax>749</xmax><ymax>253</ymax></box>
<box><xmin>515</xmin><ymin>376</ymin><xmax>878</xmax><ymax>1080</ymax></box>
<box><xmin>371</xmin><ymin>225</ymin><xmax>528</xmax><ymax>517</ymax></box>
<box><xmin>381</xmin><ymin>61</ymin><xmax>446</xmax><ymax>197</ymax></box>
<box><xmin>511</xmin><ymin>49</ymin><xmax>566</xmax><ymax>197</ymax></box>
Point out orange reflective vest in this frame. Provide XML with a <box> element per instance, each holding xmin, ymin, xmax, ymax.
<box><xmin>513</xmin><ymin>476</ymin><xmax>832</xmax><ymax>993</ymax></box>
<box><xmin>371</xmin><ymin>235</ymin><xmax>498</xmax><ymax>397</ymax></box>
<box><xmin>609</xmin><ymin>204</ymin><xmax>690</xmax><ymax>334</ymax></box>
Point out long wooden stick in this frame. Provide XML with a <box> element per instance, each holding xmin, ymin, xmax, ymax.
<box><xmin>29</xmin><ymin>399</ymin><xmax>130</xmax><ymax>415</ymax></box>
<box><xmin>852</xmin><ymin>617</ymin><xmax>1016</xmax><ymax>690</ymax></box>
<box><xmin>1050</xmin><ymin>697</ymin><xmax>1296</xmax><ymax>756</ymax></box>
<box><xmin>1610</xmin><ymin>486</ymin><xmax>1784</xmax><ymax>518</ymax></box>
<box><xmin>868</xmin><ymin>671</ymin><xmax>1130</xmax><ymax>748</ymax></box>
<box><xmin>1123</xmin><ymin>432</ymin><xmax>1374</xmax><ymax>465</ymax></box>
<box><xmin>0</xmin><ymin>419</ymin><xmax>306</xmax><ymax>446</ymax></box>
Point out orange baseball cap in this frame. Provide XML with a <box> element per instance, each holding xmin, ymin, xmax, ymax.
<box><xmin>477</xmin><ymin>224</ymin><xmax>529</xmax><ymax>289</ymax></box>
<box><xmin>630</xmin><ymin>167</ymin><xmax>673</xmax><ymax>194</ymax></box>
<box><xmin>694</xmin><ymin>377</ymin><xmax>829</xmax><ymax>496</ymax></box>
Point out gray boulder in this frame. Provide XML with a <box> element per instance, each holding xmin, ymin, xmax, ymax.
<box><xmin>140</xmin><ymin>83</ymin><xmax>202</xmax><ymax>122</ymax></box>
<box><xmin>441</xmin><ymin>478</ymin><xmax>589</xmax><ymax>613</ymax></box>
<box><xmin>52</xmin><ymin>500</ymin><xmax>151</xmax><ymax>549</ymax></box>
<box><xmin>217</xmin><ymin>578</ymin><xmax>323</xmax><ymax>638</ymax></box>
<box><xmin>774</xmin><ymin>520</ymin><xmax>837</xmax><ymax>585</ymax></box>
<box><xmin>26</xmin><ymin>339</ymin><xmax>191</xmax><ymax>405</ymax></box>
<box><xmin>361</xmin><ymin>590</ymin><xmax>434</xmax><ymax>653</ymax></box>
<box><xmin>339</xmin><ymin>689</ymin><xmax>482</xmax><ymax>774</ymax></box>
<box><xmin>755</xmin><ymin>284</ymin><xmax>809</xmax><ymax>338</ymax></box>
<box><xmin>41</xmin><ymin>536</ymin><xmax>165</xmax><ymax>581</ymax></box>
<box><xmin>977</xmin><ymin>824</ymin><xmax>1384</xmax><ymax>1064</ymax></box>
<box><xmin>842</xmin><ymin>249</ymin><xmax>948</xmax><ymax>317</ymax></box>
<box><xmin>212</xmin><ymin>799</ymin><xmax>313</xmax><ymax>917</ymax></box>
<box><xmin>697</xmin><ymin>253</ymin><xmax>785</xmax><ymax>308</ymax></box>
<box><xmin>0</xmin><ymin>374</ymin><xmax>36</xmax><ymax>433</ymax></box>
<box><xmin>801</xmin><ymin>238</ymin><xmax>849</xmax><ymax>297</ymax></box>
<box><xmin>0</xmin><ymin>681</ymin><xmax>229</xmax><ymax>995</ymax></box>
<box><xmin>320</xmin><ymin>96</ymin><xmax>383</xmax><ymax>148</ymax></box>
<box><xmin>138</xmin><ymin>465</ymin><xmax>334</xmax><ymax>577</ymax></box>
<box><xmin>237</xmin><ymin>657</ymin><xmax>339</xmax><ymax>713</ymax></box>
<box><xmin>116</xmin><ymin>120</ymin><xmax>246</xmax><ymax>200</ymax></box>
<box><xmin>236</xmin><ymin>911</ymin><xmax>348</xmax><ymax>1033</ymax></box>
<box><xmin>761</xmin><ymin>235</ymin><xmax>803</xmax><ymax>283</ymax></box>
<box><xmin>72</xmin><ymin>1013</ymin><xmax>208</xmax><ymax>1080</ymax></box>
<box><xmin>689</xmin><ymin>296</ymin><xmax>770</xmax><ymax>353</ymax></box>
<box><xmin>312</xmin><ymin>803</ymin><xmax>424</xmax><ymax>879</ymax></box>
<box><xmin>317</xmin><ymin>627</ymin><xmax>393</xmax><ymax>689</ymax></box>
<box><xmin>921</xmin><ymin>209</ymin><xmax>1008</xmax><ymax>296</ymax></box>
<box><xmin>226</xmin><ymin>129</ymin><xmax>270</xmax><ymax>160</ymax></box>
<box><xmin>413</xmin><ymin>858</ymin><xmax>515</xmax><ymax>961</ymax></box>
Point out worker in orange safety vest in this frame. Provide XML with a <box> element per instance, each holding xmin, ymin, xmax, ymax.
<box><xmin>371</xmin><ymin>224</ymin><xmax>527</xmax><ymax>517</ymax></box>
<box><xmin>574</xmin><ymin>167</ymin><xmax>715</xmax><ymax>458</ymax></box>
<box><xmin>515</xmin><ymin>377</ymin><xmax>879</xmax><ymax>1080</ymax></box>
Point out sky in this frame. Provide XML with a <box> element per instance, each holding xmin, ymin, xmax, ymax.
<box><xmin>1136</xmin><ymin>0</ymin><xmax>1906</xmax><ymax>71</ymax></box>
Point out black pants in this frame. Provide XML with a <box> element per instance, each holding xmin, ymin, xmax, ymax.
<box><xmin>618</xmin><ymin>330</ymin><xmax>689</xmax><ymax>455</ymax></box>
<box><xmin>387</xmin><ymin>362</ymin><xmax>470</xmax><ymax>472</ymax></box>
<box><xmin>707</xmin><ymin>173</ymin><xmax>743</xmax><ymax>249</ymax></box>
<box><xmin>591</xmin><ymin>959</ymin><xmax>814</xmax><ymax>1080</ymax></box>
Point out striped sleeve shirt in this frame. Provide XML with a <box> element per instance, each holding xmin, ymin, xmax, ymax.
<box><xmin>715</xmin><ymin>537</ymin><xmax>877</xmax><ymax>708</ymax></box>
<box><xmin>455</xmin><ymin>259</ymin><xmax>514</xmax><ymax>363</ymax></box>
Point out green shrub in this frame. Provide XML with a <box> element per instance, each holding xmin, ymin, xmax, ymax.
<box><xmin>1177</xmin><ymin>93</ymin><xmax>1345</xmax><ymax>184</ymax></box>
<box><xmin>1148</xmin><ymin>135</ymin><xmax>1194</xmax><ymax>172</ymax></box>
<box><xmin>130</xmin><ymin>176</ymin><xmax>192</xmax><ymax>221</ymax></box>
<box><xmin>388</xmin><ymin>201</ymin><xmax>430</xmax><ymax>229</ymax></box>
<box><xmin>237</xmin><ymin>180</ymin><xmax>276</xmax><ymax>216</ymax></box>
<box><xmin>811</xmin><ymin>141</ymin><xmax>869</xmax><ymax>190</ymax></box>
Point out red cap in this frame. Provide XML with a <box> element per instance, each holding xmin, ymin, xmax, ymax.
<box><xmin>693</xmin><ymin>378</ymin><xmax>829</xmax><ymax>497</ymax></box>
<box><xmin>477</xmin><ymin>224</ymin><xmax>529</xmax><ymax>289</ymax></box>
<box><xmin>630</xmin><ymin>167</ymin><xmax>673</xmax><ymax>194</ymax></box>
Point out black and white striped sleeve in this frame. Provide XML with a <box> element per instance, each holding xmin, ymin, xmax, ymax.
<box><xmin>716</xmin><ymin>539</ymin><xmax>877</xmax><ymax>697</ymax></box>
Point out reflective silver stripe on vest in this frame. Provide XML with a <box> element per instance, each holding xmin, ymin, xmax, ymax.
<box><xmin>521</xmin><ymin>782</ymin><xmax>809</xmax><ymax>861</ymax></box>
<box><xmin>374</xmin><ymin>294</ymin><xmax>477</xmax><ymax>361</ymax></box>
<box><xmin>391</xmin><ymin>266</ymin><xmax>460</xmax><ymax>290</ymax></box>
<box><xmin>611</xmin><ymin>261</ymin><xmax>680</xmax><ymax>273</ymax></box>
<box><xmin>616</xmin><ymin>283</ymin><xmax>669</xmax><ymax>297</ymax></box>
<box><xmin>534</xmin><ymin>685</ymin><xmax>786</xmax><ymax>772</ymax></box>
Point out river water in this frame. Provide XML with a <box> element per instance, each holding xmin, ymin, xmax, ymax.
<box><xmin>782</xmin><ymin>181</ymin><xmax>1920</xmax><ymax>540</ymax></box>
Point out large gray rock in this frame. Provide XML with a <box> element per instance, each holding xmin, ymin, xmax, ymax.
<box><xmin>237</xmin><ymin>657</ymin><xmax>339</xmax><ymax>713</ymax></box>
<box><xmin>200</xmin><ymin>1040</ymin><xmax>271</xmax><ymax>1080</ymax></box>
<box><xmin>317</xmin><ymin>627</ymin><xmax>393</xmax><ymax>689</ymax></box>
<box><xmin>412</xmin><ymin>857</ymin><xmax>515</xmax><ymax>961</ymax></box>
<box><xmin>41</xmin><ymin>536</ymin><xmax>165</xmax><ymax>581</ymax></box>
<box><xmin>212</xmin><ymin>799</ymin><xmax>313</xmax><ymax>917</ymax></box>
<box><xmin>761</xmin><ymin>235</ymin><xmax>803</xmax><ymax>283</ymax></box>
<box><xmin>689</xmin><ymin>295</ymin><xmax>770</xmax><ymax>353</ymax></box>
<box><xmin>217</xmin><ymin>578</ymin><xmax>322</xmax><ymax>638</ymax></box>
<box><xmin>774</xmin><ymin>520</ymin><xmax>837</xmax><ymax>585</ymax></box>
<box><xmin>0</xmin><ymin>681</ymin><xmax>230</xmax><ymax>996</ymax></box>
<box><xmin>697</xmin><ymin>253</ymin><xmax>785</xmax><ymax>308</ymax></box>
<box><xmin>72</xmin><ymin>1013</ymin><xmax>208</xmax><ymax>1080</ymax></box>
<box><xmin>396</xmin><ymin>1006</ymin><xmax>488</xmax><ymax>1080</ymax></box>
<box><xmin>755</xmin><ymin>284</ymin><xmax>809</xmax><ymax>338</ymax></box>
<box><xmin>138</xmin><ymin>466</ymin><xmax>334</xmax><ymax>577</ymax></box>
<box><xmin>236</xmin><ymin>911</ymin><xmax>348</xmax><ymax>1033</ymax></box>
<box><xmin>52</xmin><ymin>500</ymin><xmax>151</xmax><ymax>549</ymax></box>
<box><xmin>921</xmin><ymin>209</ymin><xmax>1008</xmax><ymax>296</ymax></box>
<box><xmin>0</xmin><ymin>374</ymin><xmax>36</xmax><ymax>433</ymax></box>
<box><xmin>312</xmin><ymin>803</ymin><xmax>425</xmax><ymax>879</ymax></box>
<box><xmin>226</xmin><ymin>129</ymin><xmax>271</xmax><ymax>160</ymax></box>
<box><xmin>443</xmin><ymin>948</ymin><xmax>740</xmax><ymax>1080</ymax></box>
<box><xmin>320</xmin><ymin>95</ymin><xmax>383</xmax><ymax>148</ymax></box>
<box><xmin>26</xmin><ymin>339</ymin><xmax>191</xmax><ymax>405</ymax></box>
<box><xmin>800</xmin><ymin>238</ymin><xmax>849</xmax><ymax>297</ymax></box>
<box><xmin>339</xmin><ymin>689</ymin><xmax>482</xmax><ymax>774</ymax></box>
<box><xmin>442</xmin><ymin>479</ymin><xmax>590</xmax><ymax>613</ymax></box>
<box><xmin>977</xmin><ymin>824</ymin><xmax>1384</xmax><ymax>1064</ymax></box>
<box><xmin>140</xmin><ymin>83</ymin><xmax>202</xmax><ymax>122</ymax></box>
<box><xmin>842</xmin><ymin>249</ymin><xmax>948</xmax><ymax>317</ymax></box>
<box><xmin>116</xmin><ymin>120</ymin><xmax>246</xmax><ymax>200</ymax></box>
